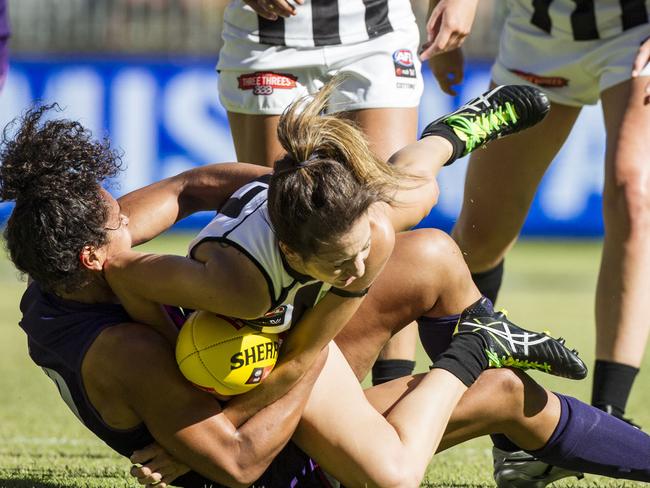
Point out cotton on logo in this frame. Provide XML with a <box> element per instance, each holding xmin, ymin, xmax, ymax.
<box><xmin>237</xmin><ymin>72</ymin><xmax>298</xmax><ymax>95</ymax></box>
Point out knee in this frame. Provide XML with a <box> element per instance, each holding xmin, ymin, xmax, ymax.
<box><xmin>409</xmin><ymin>229</ymin><xmax>471</xmax><ymax>291</ymax></box>
<box><xmin>409</xmin><ymin>228</ymin><xmax>467</xmax><ymax>273</ymax></box>
<box><xmin>476</xmin><ymin>369</ymin><xmax>548</xmax><ymax>421</ymax></box>
<box><xmin>474</xmin><ymin>369</ymin><xmax>526</xmax><ymax>420</ymax></box>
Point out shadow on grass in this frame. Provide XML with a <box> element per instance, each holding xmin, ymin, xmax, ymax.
<box><xmin>0</xmin><ymin>478</ymin><xmax>129</xmax><ymax>488</ymax></box>
<box><xmin>0</xmin><ymin>480</ymin><xmax>76</xmax><ymax>488</ymax></box>
<box><xmin>423</xmin><ymin>484</ymin><xmax>493</xmax><ymax>488</ymax></box>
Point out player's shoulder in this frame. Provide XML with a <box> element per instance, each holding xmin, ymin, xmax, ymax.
<box><xmin>87</xmin><ymin>322</ymin><xmax>175</xmax><ymax>378</ymax></box>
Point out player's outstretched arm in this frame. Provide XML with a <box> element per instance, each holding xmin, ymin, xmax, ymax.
<box><xmin>419</xmin><ymin>0</ymin><xmax>479</xmax><ymax>59</ymax></box>
<box><xmin>120</xmin><ymin>162</ymin><xmax>270</xmax><ymax>246</ymax></box>
<box><xmin>91</xmin><ymin>323</ymin><xmax>327</xmax><ymax>487</ymax></box>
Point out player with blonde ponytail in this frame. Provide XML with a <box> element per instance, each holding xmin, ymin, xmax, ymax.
<box><xmin>104</xmin><ymin>82</ymin><xmax>602</xmax><ymax>487</ymax></box>
<box><xmin>7</xmin><ymin>85</ymin><xmax>650</xmax><ymax>488</ymax></box>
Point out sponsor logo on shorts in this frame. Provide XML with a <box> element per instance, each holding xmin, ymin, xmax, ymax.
<box><xmin>245</xmin><ymin>365</ymin><xmax>274</xmax><ymax>384</ymax></box>
<box><xmin>396</xmin><ymin>82</ymin><xmax>416</xmax><ymax>90</ymax></box>
<box><xmin>509</xmin><ymin>69</ymin><xmax>569</xmax><ymax>88</ymax></box>
<box><xmin>237</xmin><ymin>71</ymin><xmax>298</xmax><ymax>95</ymax></box>
<box><xmin>393</xmin><ymin>49</ymin><xmax>417</xmax><ymax>78</ymax></box>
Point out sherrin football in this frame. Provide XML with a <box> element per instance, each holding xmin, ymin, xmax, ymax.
<box><xmin>176</xmin><ymin>311</ymin><xmax>280</xmax><ymax>396</ymax></box>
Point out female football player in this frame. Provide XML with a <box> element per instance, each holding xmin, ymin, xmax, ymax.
<box><xmin>3</xmin><ymin>94</ymin><xmax>650</xmax><ymax>487</ymax></box>
<box><xmin>218</xmin><ymin>0</ymin><xmax>481</xmax><ymax>386</ymax></box>
<box><xmin>102</xmin><ymin>82</ymin><xmax>650</xmax><ymax>487</ymax></box>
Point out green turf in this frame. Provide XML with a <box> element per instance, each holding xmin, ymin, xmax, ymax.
<box><xmin>0</xmin><ymin>236</ymin><xmax>647</xmax><ymax>487</ymax></box>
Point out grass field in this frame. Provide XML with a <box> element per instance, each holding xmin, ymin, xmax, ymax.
<box><xmin>0</xmin><ymin>235</ymin><xmax>648</xmax><ymax>487</ymax></box>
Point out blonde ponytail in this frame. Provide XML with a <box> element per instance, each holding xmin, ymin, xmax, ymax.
<box><xmin>268</xmin><ymin>78</ymin><xmax>413</xmax><ymax>258</ymax></box>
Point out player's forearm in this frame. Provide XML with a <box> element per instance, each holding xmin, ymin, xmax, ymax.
<box><xmin>220</xmin><ymin>348</ymin><xmax>329</xmax><ymax>474</ymax></box>
<box><xmin>175</xmin><ymin>163</ymin><xmax>270</xmax><ymax>218</ymax></box>
<box><xmin>386</xmin><ymin>137</ymin><xmax>447</xmax><ymax>230</ymax></box>
<box><xmin>223</xmin><ymin>355</ymin><xmax>312</xmax><ymax>424</ymax></box>
<box><xmin>121</xmin><ymin>162</ymin><xmax>269</xmax><ymax>246</ymax></box>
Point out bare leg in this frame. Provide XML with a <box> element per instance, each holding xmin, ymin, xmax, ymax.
<box><xmin>336</xmin><ymin>228</ymin><xmax>480</xmax><ymax>379</ymax></box>
<box><xmin>596</xmin><ymin>76</ymin><xmax>650</xmax><ymax>368</ymax></box>
<box><xmin>296</xmin><ymin>346</ymin><xmax>559</xmax><ymax>487</ymax></box>
<box><xmin>365</xmin><ymin>368</ymin><xmax>560</xmax><ymax>452</ymax></box>
<box><xmin>345</xmin><ymin>107</ymin><xmax>421</xmax><ymax>382</ymax></box>
<box><xmin>451</xmin><ymin>91</ymin><xmax>581</xmax><ymax>272</ymax></box>
<box><xmin>295</xmin><ymin>343</ymin><xmax>467</xmax><ymax>488</ymax></box>
<box><xmin>226</xmin><ymin>112</ymin><xmax>284</xmax><ymax>167</ymax></box>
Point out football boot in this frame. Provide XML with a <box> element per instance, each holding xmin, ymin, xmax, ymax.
<box><xmin>456</xmin><ymin>298</ymin><xmax>588</xmax><ymax>380</ymax></box>
<box><xmin>422</xmin><ymin>85</ymin><xmax>550</xmax><ymax>157</ymax></box>
<box><xmin>493</xmin><ymin>447</ymin><xmax>584</xmax><ymax>488</ymax></box>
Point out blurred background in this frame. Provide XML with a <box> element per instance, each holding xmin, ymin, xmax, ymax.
<box><xmin>0</xmin><ymin>0</ymin><xmax>607</xmax><ymax>236</ymax></box>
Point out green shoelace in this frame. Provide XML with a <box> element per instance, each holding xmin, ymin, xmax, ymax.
<box><xmin>485</xmin><ymin>349</ymin><xmax>553</xmax><ymax>374</ymax></box>
<box><xmin>446</xmin><ymin>102</ymin><xmax>519</xmax><ymax>154</ymax></box>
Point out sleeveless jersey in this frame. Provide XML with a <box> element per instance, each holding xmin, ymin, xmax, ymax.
<box><xmin>521</xmin><ymin>0</ymin><xmax>649</xmax><ymax>41</ymax></box>
<box><xmin>222</xmin><ymin>0</ymin><xmax>416</xmax><ymax>48</ymax></box>
<box><xmin>18</xmin><ymin>282</ymin><xmax>334</xmax><ymax>488</ymax></box>
<box><xmin>188</xmin><ymin>176</ymin><xmax>331</xmax><ymax>334</ymax></box>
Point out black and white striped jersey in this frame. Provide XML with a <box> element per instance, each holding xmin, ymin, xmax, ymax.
<box><xmin>523</xmin><ymin>0</ymin><xmax>649</xmax><ymax>41</ymax></box>
<box><xmin>222</xmin><ymin>0</ymin><xmax>416</xmax><ymax>47</ymax></box>
<box><xmin>187</xmin><ymin>176</ymin><xmax>331</xmax><ymax>334</ymax></box>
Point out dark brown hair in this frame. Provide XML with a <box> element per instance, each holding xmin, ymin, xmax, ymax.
<box><xmin>0</xmin><ymin>105</ymin><xmax>123</xmax><ymax>293</ymax></box>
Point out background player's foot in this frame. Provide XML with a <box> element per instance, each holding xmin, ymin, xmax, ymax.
<box><xmin>421</xmin><ymin>85</ymin><xmax>551</xmax><ymax>161</ymax></box>
<box><xmin>493</xmin><ymin>447</ymin><xmax>584</xmax><ymax>488</ymax></box>
<box><xmin>457</xmin><ymin>297</ymin><xmax>587</xmax><ymax>380</ymax></box>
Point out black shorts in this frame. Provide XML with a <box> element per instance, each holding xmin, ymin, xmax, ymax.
<box><xmin>174</xmin><ymin>442</ymin><xmax>336</xmax><ymax>488</ymax></box>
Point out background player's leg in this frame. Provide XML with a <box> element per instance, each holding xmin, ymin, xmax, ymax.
<box><xmin>593</xmin><ymin>75</ymin><xmax>650</xmax><ymax>418</ymax></box>
<box><xmin>451</xmin><ymin>92</ymin><xmax>581</xmax><ymax>303</ymax></box>
<box><xmin>344</xmin><ymin>107</ymin><xmax>421</xmax><ymax>385</ymax></box>
<box><xmin>226</xmin><ymin>112</ymin><xmax>284</xmax><ymax>167</ymax></box>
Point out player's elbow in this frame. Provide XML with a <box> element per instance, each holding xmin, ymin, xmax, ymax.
<box><xmin>224</xmin><ymin>466</ymin><xmax>263</xmax><ymax>488</ymax></box>
<box><xmin>206</xmin><ymin>453</ymin><xmax>267</xmax><ymax>488</ymax></box>
<box><xmin>221</xmin><ymin>444</ymin><xmax>274</xmax><ymax>487</ymax></box>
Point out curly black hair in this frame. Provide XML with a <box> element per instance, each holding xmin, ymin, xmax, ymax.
<box><xmin>0</xmin><ymin>104</ymin><xmax>123</xmax><ymax>294</ymax></box>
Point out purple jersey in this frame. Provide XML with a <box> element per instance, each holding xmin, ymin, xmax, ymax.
<box><xmin>0</xmin><ymin>0</ymin><xmax>9</xmax><ymax>90</ymax></box>
<box><xmin>19</xmin><ymin>282</ymin><xmax>332</xmax><ymax>488</ymax></box>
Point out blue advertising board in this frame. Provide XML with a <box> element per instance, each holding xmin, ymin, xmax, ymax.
<box><xmin>0</xmin><ymin>56</ymin><xmax>606</xmax><ymax>235</ymax></box>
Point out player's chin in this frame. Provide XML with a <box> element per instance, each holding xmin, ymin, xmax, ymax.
<box><xmin>336</xmin><ymin>276</ymin><xmax>356</xmax><ymax>288</ymax></box>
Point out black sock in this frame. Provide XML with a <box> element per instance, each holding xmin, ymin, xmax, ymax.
<box><xmin>371</xmin><ymin>359</ymin><xmax>416</xmax><ymax>386</ymax></box>
<box><xmin>471</xmin><ymin>260</ymin><xmax>504</xmax><ymax>305</ymax></box>
<box><xmin>432</xmin><ymin>333</ymin><xmax>488</xmax><ymax>387</ymax></box>
<box><xmin>420</xmin><ymin>122</ymin><xmax>465</xmax><ymax>166</ymax></box>
<box><xmin>591</xmin><ymin>360</ymin><xmax>639</xmax><ymax>417</ymax></box>
<box><xmin>491</xmin><ymin>434</ymin><xmax>522</xmax><ymax>452</ymax></box>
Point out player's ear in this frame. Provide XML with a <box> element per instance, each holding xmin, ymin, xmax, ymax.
<box><xmin>79</xmin><ymin>245</ymin><xmax>104</xmax><ymax>271</ymax></box>
<box><xmin>278</xmin><ymin>241</ymin><xmax>301</xmax><ymax>263</ymax></box>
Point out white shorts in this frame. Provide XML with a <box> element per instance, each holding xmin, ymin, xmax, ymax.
<box><xmin>217</xmin><ymin>23</ymin><xmax>423</xmax><ymax>115</ymax></box>
<box><xmin>492</xmin><ymin>2</ymin><xmax>650</xmax><ymax>106</ymax></box>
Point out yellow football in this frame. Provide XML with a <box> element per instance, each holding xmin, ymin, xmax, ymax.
<box><xmin>176</xmin><ymin>311</ymin><xmax>280</xmax><ymax>396</ymax></box>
